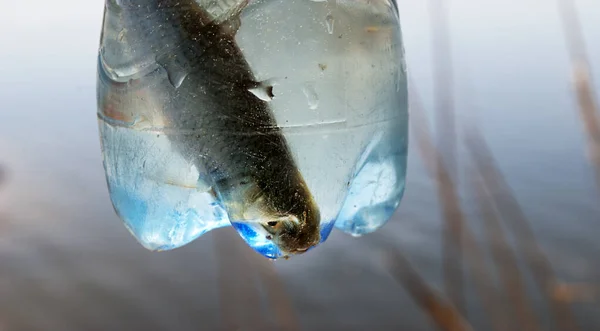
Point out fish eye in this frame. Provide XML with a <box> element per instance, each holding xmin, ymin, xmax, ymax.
<box><xmin>267</xmin><ymin>221</ymin><xmax>278</xmax><ymax>227</ymax></box>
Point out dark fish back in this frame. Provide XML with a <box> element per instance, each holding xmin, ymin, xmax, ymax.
<box><xmin>118</xmin><ymin>0</ymin><xmax>299</xmax><ymax>189</ymax></box>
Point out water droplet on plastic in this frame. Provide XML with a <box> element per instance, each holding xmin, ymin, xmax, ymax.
<box><xmin>325</xmin><ymin>14</ymin><xmax>335</xmax><ymax>34</ymax></box>
<box><xmin>157</xmin><ymin>55</ymin><xmax>189</xmax><ymax>89</ymax></box>
<box><xmin>248</xmin><ymin>83</ymin><xmax>275</xmax><ymax>102</ymax></box>
<box><xmin>302</xmin><ymin>82</ymin><xmax>319</xmax><ymax>110</ymax></box>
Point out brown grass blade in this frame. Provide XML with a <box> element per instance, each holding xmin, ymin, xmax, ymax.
<box><xmin>552</xmin><ymin>283</ymin><xmax>600</xmax><ymax>303</ymax></box>
<box><xmin>409</xmin><ymin>81</ymin><xmax>466</xmax><ymax>317</ymax></box>
<box><xmin>240</xmin><ymin>244</ymin><xmax>301</xmax><ymax>331</ymax></box>
<box><xmin>557</xmin><ymin>0</ymin><xmax>600</xmax><ymax>189</ymax></box>
<box><xmin>464</xmin><ymin>131</ymin><xmax>580</xmax><ymax>331</ymax></box>
<box><xmin>410</xmin><ymin>83</ymin><xmax>512</xmax><ymax>330</ymax></box>
<box><xmin>427</xmin><ymin>0</ymin><xmax>463</xmax><ymax>312</ymax></box>
<box><xmin>384</xmin><ymin>247</ymin><xmax>473</xmax><ymax>331</ymax></box>
<box><xmin>213</xmin><ymin>229</ymin><xmax>269</xmax><ymax>331</ymax></box>
<box><xmin>428</xmin><ymin>0</ymin><xmax>458</xmax><ymax>177</ymax></box>
<box><xmin>472</xmin><ymin>170</ymin><xmax>542</xmax><ymax>331</ymax></box>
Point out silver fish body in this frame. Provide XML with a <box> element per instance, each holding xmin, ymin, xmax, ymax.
<box><xmin>99</xmin><ymin>0</ymin><xmax>321</xmax><ymax>256</ymax></box>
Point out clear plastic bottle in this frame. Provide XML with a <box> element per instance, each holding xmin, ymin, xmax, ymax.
<box><xmin>97</xmin><ymin>0</ymin><xmax>408</xmax><ymax>259</ymax></box>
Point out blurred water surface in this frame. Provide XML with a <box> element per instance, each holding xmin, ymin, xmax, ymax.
<box><xmin>0</xmin><ymin>0</ymin><xmax>599</xmax><ymax>330</ymax></box>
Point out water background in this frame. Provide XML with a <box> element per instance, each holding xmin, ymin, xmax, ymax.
<box><xmin>0</xmin><ymin>0</ymin><xmax>599</xmax><ymax>330</ymax></box>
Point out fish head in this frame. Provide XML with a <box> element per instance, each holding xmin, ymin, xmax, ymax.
<box><xmin>259</xmin><ymin>206</ymin><xmax>321</xmax><ymax>255</ymax></box>
<box><xmin>220</xmin><ymin>174</ymin><xmax>322</xmax><ymax>257</ymax></box>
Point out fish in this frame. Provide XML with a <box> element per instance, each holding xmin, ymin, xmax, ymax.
<box><xmin>105</xmin><ymin>0</ymin><xmax>321</xmax><ymax>256</ymax></box>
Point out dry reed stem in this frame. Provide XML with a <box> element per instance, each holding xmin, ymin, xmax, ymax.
<box><xmin>428</xmin><ymin>0</ymin><xmax>463</xmax><ymax>313</ymax></box>
<box><xmin>552</xmin><ymin>283</ymin><xmax>600</xmax><ymax>303</ymax></box>
<box><xmin>214</xmin><ymin>228</ymin><xmax>300</xmax><ymax>331</ymax></box>
<box><xmin>385</xmin><ymin>248</ymin><xmax>473</xmax><ymax>331</ymax></box>
<box><xmin>472</xmin><ymin>170</ymin><xmax>542</xmax><ymax>331</ymax></box>
<box><xmin>464</xmin><ymin>131</ymin><xmax>580</xmax><ymax>331</ymax></box>
<box><xmin>409</xmin><ymin>84</ymin><xmax>509</xmax><ymax>330</ymax></box>
<box><xmin>214</xmin><ymin>229</ymin><xmax>268</xmax><ymax>331</ymax></box>
<box><xmin>557</xmin><ymin>0</ymin><xmax>600</xmax><ymax>190</ymax></box>
<box><xmin>409</xmin><ymin>81</ymin><xmax>466</xmax><ymax>320</ymax></box>
<box><xmin>428</xmin><ymin>0</ymin><xmax>458</xmax><ymax>177</ymax></box>
<box><xmin>240</xmin><ymin>242</ymin><xmax>301</xmax><ymax>331</ymax></box>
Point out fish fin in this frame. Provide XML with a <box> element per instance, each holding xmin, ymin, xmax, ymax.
<box><xmin>205</xmin><ymin>0</ymin><xmax>250</xmax><ymax>36</ymax></box>
<box><xmin>248</xmin><ymin>80</ymin><xmax>275</xmax><ymax>102</ymax></box>
<box><xmin>204</xmin><ymin>0</ymin><xmax>250</xmax><ymax>23</ymax></box>
<box><xmin>221</xmin><ymin>17</ymin><xmax>243</xmax><ymax>36</ymax></box>
<box><xmin>155</xmin><ymin>53</ymin><xmax>190</xmax><ymax>88</ymax></box>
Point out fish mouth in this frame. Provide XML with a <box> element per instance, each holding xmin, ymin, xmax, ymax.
<box><xmin>230</xmin><ymin>220</ymin><xmax>320</xmax><ymax>259</ymax></box>
<box><xmin>279</xmin><ymin>247</ymin><xmax>310</xmax><ymax>259</ymax></box>
<box><xmin>284</xmin><ymin>240</ymin><xmax>320</xmax><ymax>255</ymax></box>
<box><xmin>292</xmin><ymin>247</ymin><xmax>310</xmax><ymax>254</ymax></box>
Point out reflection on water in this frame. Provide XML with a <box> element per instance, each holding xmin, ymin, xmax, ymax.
<box><xmin>1</xmin><ymin>0</ymin><xmax>600</xmax><ymax>330</ymax></box>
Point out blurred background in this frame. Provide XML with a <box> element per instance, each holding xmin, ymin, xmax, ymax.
<box><xmin>1</xmin><ymin>0</ymin><xmax>599</xmax><ymax>330</ymax></box>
